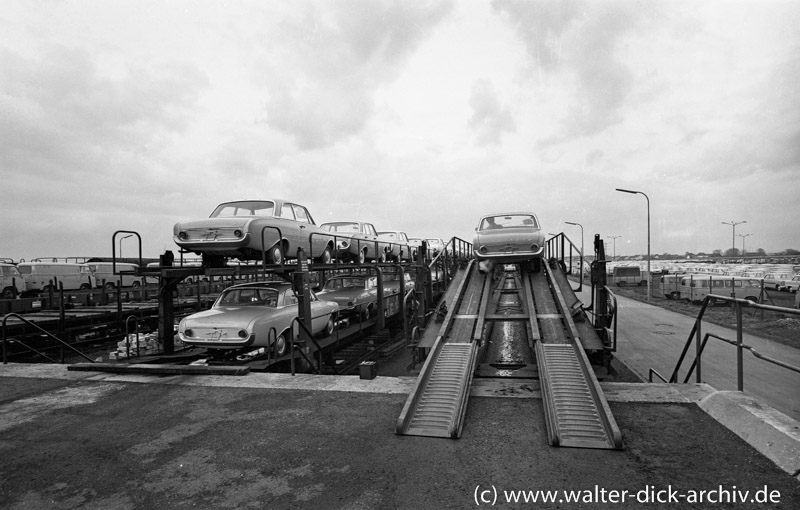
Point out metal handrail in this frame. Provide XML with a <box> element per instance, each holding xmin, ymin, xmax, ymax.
<box><xmin>2</xmin><ymin>313</ymin><xmax>95</xmax><ymax>364</ymax></box>
<box><xmin>658</xmin><ymin>294</ymin><xmax>800</xmax><ymax>390</ymax></box>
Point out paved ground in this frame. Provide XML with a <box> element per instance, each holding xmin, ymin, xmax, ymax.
<box><xmin>574</xmin><ymin>287</ymin><xmax>800</xmax><ymax>422</ymax></box>
<box><xmin>1</xmin><ymin>364</ymin><xmax>798</xmax><ymax>509</ymax></box>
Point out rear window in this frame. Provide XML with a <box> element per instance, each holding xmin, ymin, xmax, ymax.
<box><xmin>211</xmin><ymin>201</ymin><xmax>275</xmax><ymax>218</ymax></box>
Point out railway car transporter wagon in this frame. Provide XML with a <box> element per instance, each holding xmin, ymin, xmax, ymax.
<box><xmin>472</xmin><ymin>212</ymin><xmax>545</xmax><ymax>273</ymax></box>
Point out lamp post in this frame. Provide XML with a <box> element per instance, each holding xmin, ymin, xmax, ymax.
<box><xmin>722</xmin><ymin>220</ymin><xmax>746</xmax><ymax>257</ymax></box>
<box><xmin>119</xmin><ymin>234</ymin><xmax>133</xmax><ymax>260</ymax></box>
<box><xmin>616</xmin><ymin>188</ymin><xmax>650</xmax><ymax>301</ymax></box>
<box><xmin>607</xmin><ymin>235</ymin><xmax>621</xmax><ymax>261</ymax></box>
<box><xmin>565</xmin><ymin>222</ymin><xmax>584</xmax><ymax>291</ymax></box>
<box><xmin>737</xmin><ymin>233</ymin><xmax>752</xmax><ymax>257</ymax></box>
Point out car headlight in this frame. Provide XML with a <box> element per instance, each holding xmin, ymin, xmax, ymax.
<box><xmin>479</xmin><ymin>246</ymin><xmax>488</xmax><ymax>254</ymax></box>
<box><xmin>238</xmin><ymin>329</ymin><xmax>249</xmax><ymax>339</ymax></box>
<box><xmin>178</xmin><ymin>231</ymin><xmax>188</xmax><ymax>240</ymax></box>
<box><xmin>184</xmin><ymin>328</ymin><xmax>194</xmax><ymax>337</ymax></box>
<box><xmin>234</xmin><ymin>229</ymin><xmax>243</xmax><ymax>238</ymax></box>
<box><xmin>531</xmin><ymin>244</ymin><xmax>539</xmax><ymax>252</ymax></box>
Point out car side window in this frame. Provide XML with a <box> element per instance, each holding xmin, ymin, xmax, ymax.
<box><xmin>364</xmin><ymin>223</ymin><xmax>377</xmax><ymax>235</ymax></box>
<box><xmin>292</xmin><ymin>205</ymin><xmax>311</xmax><ymax>224</ymax></box>
<box><xmin>283</xmin><ymin>289</ymin><xmax>298</xmax><ymax>306</ymax></box>
<box><xmin>281</xmin><ymin>204</ymin><xmax>296</xmax><ymax>220</ymax></box>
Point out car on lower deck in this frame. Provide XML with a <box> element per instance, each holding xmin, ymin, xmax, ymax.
<box><xmin>173</xmin><ymin>199</ymin><xmax>335</xmax><ymax>267</ymax></box>
<box><xmin>472</xmin><ymin>212</ymin><xmax>545</xmax><ymax>273</ymax></box>
<box><xmin>177</xmin><ymin>281</ymin><xmax>338</xmax><ymax>356</ymax></box>
<box><xmin>317</xmin><ymin>273</ymin><xmax>414</xmax><ymax>322</ymax></box>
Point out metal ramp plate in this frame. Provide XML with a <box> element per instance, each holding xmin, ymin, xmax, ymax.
<box><xmin>537</xmin><ymin>343</ymin><xmax>623</xmax><ymax>449</ymax></box>
<box><xmin>396</xmin><ymin>342</ymin><xmax>477</xmax><ymax>438</ymax></box>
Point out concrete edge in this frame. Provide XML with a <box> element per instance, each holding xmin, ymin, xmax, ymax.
<box><xmin>697</xmin><ymin>390</ymin><xmax>800</xmax><ymax>482</ymax></box>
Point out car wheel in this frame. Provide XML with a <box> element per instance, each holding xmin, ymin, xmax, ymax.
<box><xmin>132</xmin><ymin>281</ymin><xmax>141</xmax><ymax>288</ymax></box>
<box><xmin>617</xmin><ymin>281</ymin><xmax>627</xmax><ymax>287</ymax></box>
<box><xmin>357</xmin><ymin>249</ymin><xmax>366</xmax><ymax>264</ymax></box>
<box><xmin>275</xmin><ymin>332</ymin><xmax>288</xmax><ymax>357</ymax></box>
<box><xmin>1</xmin><ymin>288</ymin><xmax>14</xmax><ymax>300</ymax></box>
<box><xmin>268</xmin><ymin>244</ymin><xmax>284</xmax><ymax>265</ymax></box>
<box><xmin>79</xmin><ymin>283</ymin><xmax>91</xmax><ymax>291</ymax></box>
<box><xmin>638</xmin><ymin>280</ymin><xmax>647</xmax><ymax>287</ymax></box>
<box><xmin>669</xmin><ymin>291</ymin><xmax>680</xmax><ymax>300</ymax></box>
<box><xmin>316</xmin><ymin>246</ymin><xmax>332</xmax><ymax>264</ymax></box>
<box><xmin>323</xmin><ymin>315</ymin><xmax>336</xmax><ymax>337</ymax></box>
<box><xmin>105</xmin><ymin>282</ymin><xmax>116</xmax><ymax>290</ymax></box>
<box><xmin>377</xmin><ymin>251</ymin><xmax>386</xmax><ymax>263</ymax></box>
<box><xmin>360</xmin><ymin>306</ymin><xmax>371</xmax><ymax>322</ymax></box>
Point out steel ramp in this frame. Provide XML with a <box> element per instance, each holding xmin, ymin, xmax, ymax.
<box><xmin>396</xmin><ymin>339</ymin><xmax>478</xmax><ymax>438</ymax></box>
<box><xmin>536</xmin><ymin>341</ymin><xmax>623</xmax><ymax>449</ymax></box>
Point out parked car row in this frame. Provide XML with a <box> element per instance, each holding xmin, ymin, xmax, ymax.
<box><xmin>173</xmin><ymin>198</ymin><xmax>445</xmax><ymax>267</ymax></box>
<box><xmin>0</xmin><ymin>261</ymin><xmax>147</xmax><ymax>298</ymax></box>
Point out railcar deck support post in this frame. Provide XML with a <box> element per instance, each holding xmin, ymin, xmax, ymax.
<box><xmin>158</xmin><ymin>251</ymin><xmax>176</xmax><ymax>354</ymax></box>
<box><xmin>292</xmin><ymin>248</ymin><xmax>313</xmax><ymax>365</ymax></box>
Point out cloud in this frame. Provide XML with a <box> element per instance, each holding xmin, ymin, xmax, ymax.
<box><xmin>468</xmin><ymin>79</ymin><xmax>516</xmax><ymax>144</ymax></box>
<box><xmin>257</xmin><ymin>0</ymin><xmax>453</xmax><ymax>150</ymax></box>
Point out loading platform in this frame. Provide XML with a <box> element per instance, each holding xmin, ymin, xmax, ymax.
<box><xmin>396</xmin><ymin>256</ymin><xmax>623</xmax><ymax>449</ymax></box>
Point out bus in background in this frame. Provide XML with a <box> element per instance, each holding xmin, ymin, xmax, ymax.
<box><xmin>16</xmin><ymin>262</ymin><xmax>95</xmax><ymax>296</ymax></box>
<box><xmin>82</xmin><ymin>262</ymin><xmax>143</xmax><ymax>289</ymax></box>
<box><xmin>679</xmin><ymin>275</ymin><xmax>763</xmax><ymax>304</ymax></box>
<box><xmin>0</xmin><ymin>263</ymin><xmax>24</xmax><ymax>299</ymax></box>
<box><xmin>609</xmin><ymin>266</ymin><xmax>649</xmax><ymax>287</ymax></box>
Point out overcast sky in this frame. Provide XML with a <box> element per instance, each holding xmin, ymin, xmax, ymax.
<box><xmin>2</xmin><ymin>0</ymin><xmax>799</xmax><ymax>262</ymax></box>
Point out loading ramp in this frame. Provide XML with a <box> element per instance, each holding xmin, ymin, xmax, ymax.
<box><xmin>396</xmin><ymin>254</ymin><xmax>622</xmax><ymax>449</ymax></box>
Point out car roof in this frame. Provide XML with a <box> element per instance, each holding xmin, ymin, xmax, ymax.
<box><xmin>224</xmin><ymin>281</ymin><xmax>290</xmax><ymax>290</ymax></box>
<box><xmin>480</xmin><ymin>211</ymin><xmax>537</xmax><ymax>218</ymax></box>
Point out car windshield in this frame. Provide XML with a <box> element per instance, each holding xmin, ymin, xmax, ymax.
<box><xmin>323</xmin><ymin>277</ymin><xmax>365</xmax><ymax>290</ymax></box>
<box><xmin>217</xmin><ymin>288</ymin><xmax>279</xmax><ymax>307</ymax></box>
<box><xmin>210</xmin><ymin>201</ymin><xmax>275</xmax><ymax>218</ymax></box>
<box><xmin>322</xmin><ymin>222</ymin><xmax>360</xmax><ymax>233</ymax></box>
<box><xmin>480</xmin><ymin>214</ymin><xmax>538</xmax><ymax>230</ymax></box>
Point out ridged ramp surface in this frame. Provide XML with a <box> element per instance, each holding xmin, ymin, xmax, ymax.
<box><xmin>538</xmin><ymin>343</ymin><xmax>622</xmax><ymax>449</ymax></box>
<box><xmin>400</xmin><ymin>343</ymin><xmax>476</xmax><ymax>438</ymax></box>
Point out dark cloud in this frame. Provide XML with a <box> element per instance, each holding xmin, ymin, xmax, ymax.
<box><xmin>258</xmin><ymin>0</ymin><xmax>453</xmax><ymax>150</ymax></box>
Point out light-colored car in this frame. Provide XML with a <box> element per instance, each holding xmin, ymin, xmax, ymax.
<box><xmin>377</xmin><ymin>231</ymin><xmax>416</xmax><ymax>262</ymax></box>
<box><xmin>779</xmin><ymin>274</ymin><xmax>800</xmax><ymax>293</ymax></box>
<box><xmin>317</xmin><ymin>274</ymin><xmax>414</xmax><ymax>321</ymax></box>
<box><xmin>17</xmin><ymin>262</ymin><xmax>96</xmax><ymax>295</ymax></box>
<box><xmin>82</xmin><ymin>262</ymin><xmax>143</xmax><ymax>289</ymax></box>
<box><xmin>173</xmin><ymin>199</ymin><xmax>335</xmax><ymax>267</ymax></box>
<box><xmin>426</xmin><ymin>238</ymin><xmax>447</xmax><ymax>258</ymax></box>
<box><xmin>763</xmin><ymin>272</ymin><xmax>792</xmax><ymax>291</ymax></box>
<box><xmin>320</xmin><ymin>221</ymin><xmax>391</xmax><ymax>263</ymax></box>
<box><xmin>178</xmin><ymin>281</ymin><xmax>338</xmax><ymax>356</ymax></box>
<box><xmin>473</xmin><ymin>212</ymin><xmax>545</xmax><ymax>273</ymax></box>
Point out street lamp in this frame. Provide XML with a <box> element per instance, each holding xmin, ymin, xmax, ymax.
<box><xmin>119</xmin><ymin>234</ymin><xmax>133</xmax><ymax>260</ymax></box>
<box><xmin>616</xmin><ymin>188</ymin><xmax>651</xmax><ymax>301</ymax></box>
<box><xmin>722</xmin><ymin>220</ymin><xmax>746</xmax><ymax>257</ymax></box>
<box><xmin>607</xmin><ymin>235</ymin><xmax>621</xmax><ymax>261</ymax></box>
<box><xmin>737</xmin><ymin>233</ymin><xmax>752</xmax><ymax>257</ymax></box>
<box><xmin>565</xmin><ymin>221</ymin><xmax>584</xmax><ymax>291</ymax></box>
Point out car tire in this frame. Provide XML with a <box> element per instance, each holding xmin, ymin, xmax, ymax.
<box><xmin>377</xmin><ymin>251</ymin><xmax>386</xmax><ymax>263</ymax></box>
<box><xmin>360</xmin><ymin>306</ymin><xmax>371</xmax><ymax>322</ymax></box>
<box><xmin>357</xmin><ymin>249</ymin><xmax>366</xmax><ymax>265</ymax></box>
<box><xmin>105</xmin><ymin>282</ymin><xmax>116</xmax><ymax>290</ymax></box>
<box><xmin>275</xmin><ymin>332</ymin><xmax>288</xmax><ymax>357</ymax></box>
<box><xmin>317</xmin><ymin>246</ymin><xmax>332</xmax><ymax>264</ymax></box>
<box><xmin>324</xmin><ymin>315</ymin><xmax>336</xmax><ymax>337</ymax></box>
<box><xmin>268</xmin><ymin>245</ymin><xmax>284</xmax><ymax>265</ymax></box>
<box><xmin>1</xmin><ymin>288</ymin><xmax>14</xmax><ymax>300</ymax></box>
<box><xmin>79</xmin><ymin>283</ymin><xmax>91</xmax><ymax>291</ymax></box>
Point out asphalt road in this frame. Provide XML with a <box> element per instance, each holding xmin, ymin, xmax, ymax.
<box><xmin>576</xmin><ymin>286</ymin><xmax>800</xmax><ymax>422</ymax></box>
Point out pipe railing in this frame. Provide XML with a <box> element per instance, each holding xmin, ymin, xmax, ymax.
<box><xmin>2</xmin><ymin>312</ymin><xmax>95</xmax><ymax>364</ymax></box>
<box><xmin>650</xmin><ymin>294</ymin><xmax>800</xmax><ymax>391</ymax></box>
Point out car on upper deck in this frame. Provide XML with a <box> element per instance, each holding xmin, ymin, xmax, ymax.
<box><xmin>320</xmin><ymin>221</ymin><xmax>391</xmax><ymax>263</ymax></box>
<box><xmin>177</xmin><ymin>281</ymin><xmax>338</xmax><ymax>356</ymax></box>
<box><xmin>377</xmin><ymin>231</ymin><xmax>416</xmax><ymax>262</ymax></box>
<box><xmin>473</xmin><ymin>212</ymin><xmax>545</xmax><ymax>273</ymax></box>
<box><xmin>173</xmin><ymin>199</ymin><xmax>335</xmax><ymax>267</ymax></box>
<box><xmin>426</xmin><ymin>238</ymin><xmax>447</xmax><ymax>258</ymax></box>
<box><xmin>779</xmin><ymin>274</ymin><xmax>800</xmax><ymax>293</ymax></box>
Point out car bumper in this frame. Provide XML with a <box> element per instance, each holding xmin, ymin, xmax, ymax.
<box><xmin>473</xmin><ymin>246</ymin><xmax>544</xmax><ymax>261</ymax></box>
